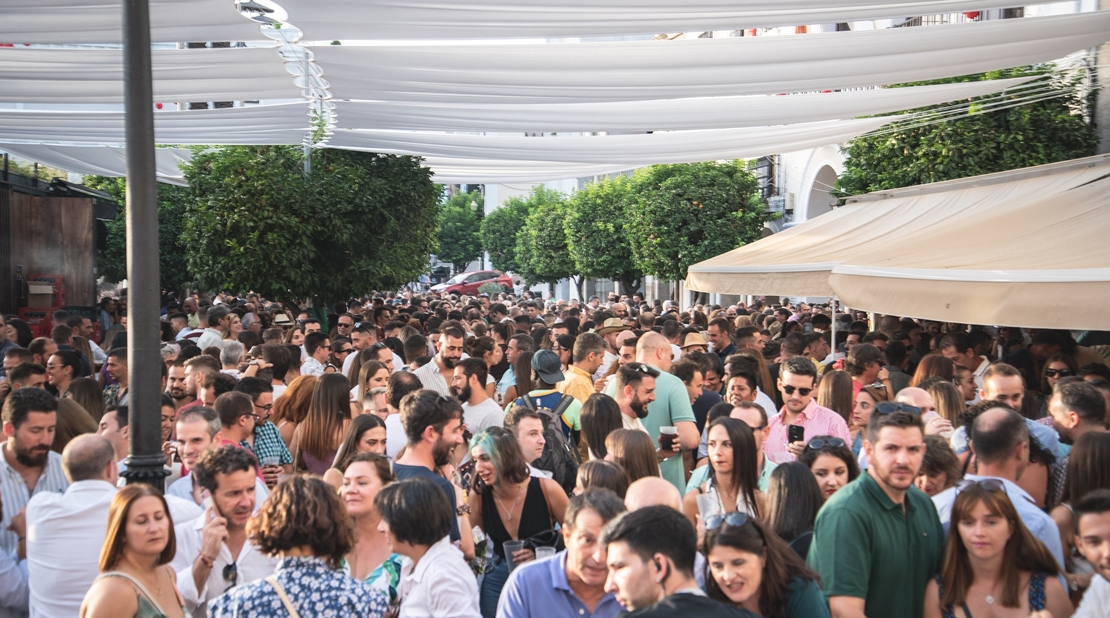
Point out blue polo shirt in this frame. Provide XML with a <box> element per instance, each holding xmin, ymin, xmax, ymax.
<box><xmin>496</xmin><ymin>550</ymin><xmax>621</xmax><ymax>618</ymax></box>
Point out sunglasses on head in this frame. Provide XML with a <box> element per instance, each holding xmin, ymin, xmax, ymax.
<box><xmin>875</xmin><ymin>402</ymin><xmax>921</xmax><ymax>416</ymax></box>
<box><xmin>781</xmin><ymin>385</ymin><xmax>812</xmax><ymax>397</ymax></box>
<box><xmin>806</xmin><ymin>437</ymin><xmax>846</xmax><ymax>450</ymax></box>
<box><xmin>955</xmin><ymin>478</ymin><xmax>1004</xmax><ymax>493</ymax></box>
<box><xmin>1044</xmin><ymin>368</ymin><xmax>1073</xmax><ymax>378</ymax></box>
<box><xmin>705</xmin><ymin>511</ymin><xmax>753</xmax><ymax>531</ymax></box>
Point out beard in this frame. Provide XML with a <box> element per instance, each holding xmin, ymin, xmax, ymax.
<box><xmin>441</xmin><ymin>354</ymin><xmax>459</xmax><ymax>369</ymax></box>
<box><xmin>169</xmin><ymin>386</ymin><xmax>187</xmax><ymax>398</ymax></box>
<box><xmin>630</xmin><ymin>396</ymin><xmax>650</xmax><ymax>419</ymax></box>
<box><xmin>452</xmin><ymin>383</ymin><xmax>472</xmax><ymax>402</ymax></box>
<box><xmin>15</xmin><ymin>443</ymin><xmax>49</xmax><ymax>467</ymax></box>
<box><xmin>433</xmin><ymin>437</ymin><xmax>455</xmax><ymax>467</ymax></box>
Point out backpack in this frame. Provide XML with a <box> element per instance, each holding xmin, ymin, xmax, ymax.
<box><xmin>515</xmin><ymin>392</ymin><xmax>581</xmax><ymax>495</ymax></box>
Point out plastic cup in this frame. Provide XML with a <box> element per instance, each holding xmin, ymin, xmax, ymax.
<box><xmin>535</xmin><ymin>546</ymin><xmax>557</xmax><ymax>560</ymax></box>
<box><xmin>658</xmin><ymin>426</ymin><xmax>677</xmax><ymax>451</ymax></box>
<box><xmin>260</xmin><ymin>455</ymin><xmax>281</xmax><ymax>468</ymax></box>
<box><xmin>503</xmin><ymin>540</ymin><xmax>527</xmax><ymax>571</ymax></box>
<box><xmin>696</xmin><ymin>493</ymin><xmax>721</xmax><ymax>522</ymax></box>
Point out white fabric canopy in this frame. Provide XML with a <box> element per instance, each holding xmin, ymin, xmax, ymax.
<box><xmin>0</xmin><ymin>103</ymin><xmax>311</xmax><ymax>145</ymax></box>
<box><xmin>333</xmin><ymin>77</ymin><xmax>1033</xmax><ymax>133</ymax></box>
<box><xmin>0</xmin><ymin>144</ymin><xmax>191</xmax><ymax>185</ymax></box>
<box><xmin>0</xmin><ymin>0</ymin><xmax>260</xmax><ymax>44</ymax></box>
<box><xmin>423</xmin><ymin>158</ymin><xmax>634</xmax><ymax>183</ymax></box>
<box><xmin>686</xmin><ymin>155</ymin><xmax>1110</xmax><ymax>329</ymax></box>
<box><xmin>313</xmin><ymin>13</ymin><xmax>1110</xmax><ymax>103</ymax></box>
<box><xmin>0</xmin><ymin>47</ymin><xmax>295</xmax><ymax>104</ymax></box>
<box><xmin>284</xmin><ymin>0</ymin><xmax>1034</xmax><ymax>40</ymax></box>
<box><xmin>324</xmin><ymin>117</ymin><xmax>894</xmax><ymax>166</ymax></box>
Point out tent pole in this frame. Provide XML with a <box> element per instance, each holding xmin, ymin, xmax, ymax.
<box><xmin>120</xmin><ymin>0</ymin><xmax>168</xmax><ymax>489</ymax></box>
<box><xmin>830</xmin><ymin>295</ymin><xmax>838</xmax><ymax>360</ymax></box>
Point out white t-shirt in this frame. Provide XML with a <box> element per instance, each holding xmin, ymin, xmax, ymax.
<box><xmin>385</xmin><ymin>414</ymin><xmax>407</xmax><ymax>460</ymax></box>
<box><xmin>462</xmin><ymin>398</ymin><xmax>505</xmax><ymax>434</ymax></box>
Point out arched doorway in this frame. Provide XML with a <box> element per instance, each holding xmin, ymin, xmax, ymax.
<box><xmin>807</xmin><ymin>165</ymin><xmax>839</xmax><ymax>220</ymax></box>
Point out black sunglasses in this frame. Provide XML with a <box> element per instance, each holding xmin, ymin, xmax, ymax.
<box><xmin>806</xmin><ymin>437</ymin><xmax>846</xmax><ymax>450</ymax></box>
<box><xmin>781</xmin><ymin>385</ymin><xmax>813</xmax><ymax>397</ymax></box>
<box><xmin>705</xmin><ymin>511</ymin><xmax>753</xmax><ymax>531</ymax></box>
<box><xmin>955</xmin><ymin>478</ymin><xmax>1004</xmax><ymax>493</ymax></box>
<box><xmin>875</xmin><ymin>402</ymin><xmax>921</xmax><ymax>416</ymax></box>
<box><xmin>222</xmin><ymin>562</ymin><xmax>238</xmax><ymax>591</ymax></box>
<box><xmin>1044</xmin><ymin>368</ymin><xmax>1073</xmax><ymax>378</ymax></box>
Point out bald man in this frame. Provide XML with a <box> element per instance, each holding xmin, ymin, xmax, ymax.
<box><xmin>625</xmin><ymin>477</ymin><xmax>682</xmax><ymax>512</ymax></box>
<box><xmin>897</xmin><ymin>387</ymin><xmax>951</xmax><ymax>436</ymax></box>
<box><xmin>605</xmin><ymin>333</ymin><xmax>699</xmax><ymax>494</ymax></box>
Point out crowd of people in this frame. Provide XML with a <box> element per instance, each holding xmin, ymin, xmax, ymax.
<box><xmin>1</xmin><ymin>290</ymin><xmax>1110</xmax><ymax>618</ymax></box>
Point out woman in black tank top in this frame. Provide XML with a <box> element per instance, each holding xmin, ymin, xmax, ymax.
<box><xmin>467</xmin><ymin>428</ymin><xmax>568</xmax><ymax>618</ymax></box>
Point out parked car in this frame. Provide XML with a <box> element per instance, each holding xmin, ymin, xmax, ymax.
<box><xmin>429</xmin><ymin>270</ymin><xmax>513</xmax><ymax>295</ymax></box>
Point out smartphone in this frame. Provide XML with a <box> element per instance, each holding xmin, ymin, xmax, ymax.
<box><xmin>788</xmin><ymin>424</ymin><xmax>806</xmax><ymax>444</ymax></box>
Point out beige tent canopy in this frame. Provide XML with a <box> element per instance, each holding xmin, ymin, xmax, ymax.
<box><xmin>685</xmin><ymin>154</ymin><xmax>1110</xmax><ymax>328</ymax></box>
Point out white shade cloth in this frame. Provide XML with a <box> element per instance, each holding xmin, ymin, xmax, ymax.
<box><xmin>0</xmin><ymin>143</ymin><xmax>191</xmax><ymax>185</ymax></box>
<box><xmin>325</xmin><ymin>117</ymin><xmax>896</xmax><ymax>165</ymax></box>
<box><xmin>312</xmin><ymin>13</ymin><xmax>1110</xmax><ymax>103</ymax></box>
<box><xmin>686</xmin><ymin>154</ymin><xmax>1110</xmax><ymax>329</ymax></box>
<box><xmin>0</xmin><ymin>47</ymin><xmax>295</xmax><ymax>104</ymax></box>
<box><xmin>420</xmin><ymin>157</ymin><xmax>634</xmax><ymax>183</ymax></box>
<box><xmin>282</xmin><ymin>0</ymin><xmax>1036</xmax><ymax>40</ymax></box>
<box><xmin>333</xmin><ymin>77</ymin><xmax>1034</xmax><ymax>133</ymax></box>
<box><xmin>0</xmin><ymin>0</ymin><xmax>260</xmax><ymax>44</ymax></box>
<box><xmin>0</xmin><ymin>103</ymin><xmax>311</xmax><ymax>145</ymax></box>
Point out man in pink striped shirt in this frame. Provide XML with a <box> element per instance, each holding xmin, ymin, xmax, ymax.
<box><xmin>764</xmin><ymin>356</ymin><xmax>850</xmax><ymax>463</ymax></box>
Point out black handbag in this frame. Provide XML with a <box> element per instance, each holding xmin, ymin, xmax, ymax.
<box><xmin>524</xmin><ymin>529</ymin><xmax>564</xmax><ymax>553</ymax></box>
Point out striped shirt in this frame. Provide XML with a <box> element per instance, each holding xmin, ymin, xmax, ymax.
<box><xmin>412</xmin><ymin>357</ymin><xmax>453</xmax><ymax>397</ymax></box>
<box><xmin>0</xmin><ymin>447</ymin><xmax>68</xmax><ymax>554</ymax></box>
<box><xmin>764</xmin><ymin>399</ymin><xmax>850</xmax><ymax>464</ymax></box>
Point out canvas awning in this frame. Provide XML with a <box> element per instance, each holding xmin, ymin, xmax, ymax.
<box><xmin>686</xmin><ymin>154</ymin><xmax>1110</xmax><ymax>329</ymax></box>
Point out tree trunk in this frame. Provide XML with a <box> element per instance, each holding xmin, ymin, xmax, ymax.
<box><xmin>573</xmin><ymin>275</ymin><xmax>586</xmax><ymax>301</ymax></box>
<box><xmin>619</xmin><ymin>277</ymin><xmax>641</xmax><ymax>298</ymax></box>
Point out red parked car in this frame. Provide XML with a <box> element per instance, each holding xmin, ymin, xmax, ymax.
<box><xmin>430</xmin><ymin>270</ymin><xmax>513</xmax><ymax>295</ymax></box>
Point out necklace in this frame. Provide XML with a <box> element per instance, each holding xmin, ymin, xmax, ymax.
<box><xmin>985</xmin><ymin>595</ymin><xmax>995</xmax><ymax>605</ymax></box>
<box><xmin>495</xmin><ymin>482</ymin><xmax>524</xmax><ymax>523</ymax></box>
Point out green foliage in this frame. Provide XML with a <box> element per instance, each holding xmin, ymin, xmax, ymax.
<box><xmin>83</xmin><ymin>175</ymin><xmax>193</xmax><ymax>292</ymax></box>
<box><xmin>514</xmin><ymin>187</ymin><xmax>576</xmax><ymax>286</ymax></box>
<box><xmin>477</xmin><ymin>282</ymin><xmax>504</xmax><ymax>295</ymax></box>
<box><xmin>626</xmin><ymin>161</ymin><xmax>765</xmax><ymax>282</ymax></box>
<box><xmin>437</xmin><ymin>190</ymin><xmax>484</xmax><ymax>271</ymax></box>
<box><xmin>180</xmin><ymin>146</ymin><xmax>438</xmax><ymax>304</ymax></box>
<box><xmin>8</xmin><ymin>159</ymin><xmax>68</xmax><ymax>181</ymax></box>
<box><xmin>480</xmin><ymin>194</ymin><xmax>532</xmax><ymax>273</ymax></box>
<box><xmin>835</xmin><ymin>67</ymin><xmax>1098</xmax><ymax>198</ymax></box>
<box><xmin>564</xmin><ymin>175</ymin><xmax>642</xmax><ymax>294</ymax></box>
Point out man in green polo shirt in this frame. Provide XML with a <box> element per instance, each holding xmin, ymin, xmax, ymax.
<box><xmin>807</xmin><ymin>405</ymin><xmax>943</xmax><ymax>618</ymax></box>
<box><xmin>605</xmin><ymin>332</ymin><xmax>698</xmax><ymax>493</ymax></box>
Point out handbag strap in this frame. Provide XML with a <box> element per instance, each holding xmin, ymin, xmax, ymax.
<box><xmin>265</xmin><ymin>574</ymin><xmax>301</xmax><ymax>618</ymax></box>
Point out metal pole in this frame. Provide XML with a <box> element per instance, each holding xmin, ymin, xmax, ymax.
<box><xmin>830</xmin><ymin>295</ymin><xmax>837</xmax><ymax>359</ymax></box>
<box><xmin>120</xmin><ymin>0</ymin><xmax>168</xmax><ymax>489</ymax></box>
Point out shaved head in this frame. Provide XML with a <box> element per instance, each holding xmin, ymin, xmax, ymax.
<box><xmin>624</xmin><ymin>477</ymin><xmax>681</xmax><ymax>512</ymax></box>
<box><xmin>636</xmin><ymin>332</ymin><xmax>674</xmax><ymax>371</ymax></box>
<box><xmin>897</xmin><ymin>387</ymin><xmax>934</xmax><ymax>415</ymax></box>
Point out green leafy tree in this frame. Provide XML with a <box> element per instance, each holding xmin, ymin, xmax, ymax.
<box><xmin>835</xmin><ymin>67</ymin><xmax>1098</xmax><ymax>197</ymax></box>
<box><xmin>564</xmin><ymin>175</ymin><xmax>642</xmax><ymax>296</ymax></box>
<box><xmin>436</xmin><ymin>190</ymin><xmax>483</xmax><ymax>272</ymax></box>
<box><xmin>515</xmin><ymin>187</ymin><xmax>583</xmax><ymax>294</ymax></box>
<box><xmin>83</xmin><ymin>175</ymin><xmax>192</xmax><ymax>292</ymax></box>
<box><xmin>180</xmin><ymin>146</ymin><xmax>438</xmax><ymax>306</ymax></box>
<box><xmin>626</xmin><ymin>161</ymin><xmax>765</xmax><ymax>283</ymax></box>
<box><xmin>480</xmin><ymin>194</ymin><xmax>532</xmax><ymax>273</ymax></box>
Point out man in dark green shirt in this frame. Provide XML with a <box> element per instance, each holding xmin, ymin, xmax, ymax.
<box><xmin>807</xmin><ymin>406</ymin><xmax>944</xmax><ymax>618</ymax></box>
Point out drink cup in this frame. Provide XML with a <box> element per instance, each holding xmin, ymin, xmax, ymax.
<box><xmin>535</xmin><ymin>546</ymin><xmax>557</xmax><ymax>560</ymax></box>
<box><xmin>503</xmin><ymin>540</ymin><xmax>527</xmax><ymax>571</ymax></box>
<box><xmin>658</xmin><ymin>426</ymin><xmax>677</xmax><ymax>451</ymax></box>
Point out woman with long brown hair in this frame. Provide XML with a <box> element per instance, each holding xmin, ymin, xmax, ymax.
<box><xmin>911</xmin><ymin>355</ymin><xmax>957</xmax><ymax>388</ymax></box>
<box><xmin>270</xmin><ymin>374</ymin><xmax>317</xmax><ymax>448</ymax></box>
<box><xmin>292</xmin><ymin>373</ymin><xmax>351</xmax><ymax>476</ymax></box>
<box><xmin>67</xmin><ymin>377</ymin><xmax>106</xmax><ymax>422</ymax></box>
<box><xmin>321</xmin><ymin>414</ymin><xmax>388</xmax><ymax>488</ymax></box>
<box><xmin>502</xmin><ymin>350</ymin><xmax>534</xmax><ymax>406</ymax></box>
<box><xmin>604</xmin><ymin>428</ymin><xmax>660</xmax><ymax>485</ymax></box>
<box><xmin>1050</xmin><ymin>431</ymin><xmax>1110</xmax><ymax>596</ymax></box>
<box><xmin>924</xmin><ymin>481</ymin><xmax>1071</xmax><ymax>618</ymax></box>
<box><xmin>340</xmin><ymin>452</ymin><xmax>403</xmax><ymax>613</ymax></box>
<box><xmin>817</xmin><ymin>370</ymin><xmax>854</xmax><ymax>425</ymax></box>
<box><xmin>735</xmin><ymin>347</ymin><xmax>774</xmax><ymax>399</ymax></box>
<box><xmin>704</xmin><ymin>513</ymin><xmax>828</xmax><ymax>618</ymax></box>
<box><xmin>80</xmin><ymin>485</ymin><xmax>184</xmax><ymax>618</ymax></box>
<box><xmin>682</xmin><ymin>417</ymin><xmax>763</xmax><ymax>527</ymax></box>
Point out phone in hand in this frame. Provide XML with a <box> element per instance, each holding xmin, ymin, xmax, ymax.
<box><xmin>788</xmin><ymin>424</ymin><xmax>806</xmax><ymax>444</ymax></box>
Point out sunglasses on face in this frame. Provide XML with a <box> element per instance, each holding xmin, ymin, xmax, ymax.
<box><xmin>338</xmin><ymin>348</ymin><xmax>354</xmax><ymax>354</ymax></box>
<box><xmin>781</xmin><ymin>385</ymin><xmax>812</xmax><ymax>397</ymax></box>
<box><xmin>1044</xmin><ymin>368</ymin><xmax>1073</xmax><ymax>378</ymax></box>
<box><xmin>806</xmin><ymin>437</ymin><xmax>846</xmax><ymax>450</ymax></box>
<box><xmin>875</xmin><ymin>402</ymin><xmax>921</xmax><ymax>416</ymax></box>
<box><xmin>705</xmin><ymin>511</ymin><xmax>753</xmax><ymax>531</ymax></box>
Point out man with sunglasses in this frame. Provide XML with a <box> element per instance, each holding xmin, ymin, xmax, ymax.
<box><xmin>171</xmin><ymin>445</ymin><xmax>278</xmax><ymax>617</ymax></box>
<box><xmin>341</xmin><ymin>322</ymin><xmax>379</xmax><ymax>377</ymax></box>
<box><xmin>931</xmin><ymin>404</ymin><xmax>1067</xmax><ymax>585</ymax></box>
<box><xmin>764</xmin><ymin>357</ymin><xmax>849</xmax><ymax>464</ymax></box>
<box><xmin>808</xmin><ymin>403</ymin><xmax>943</xmax><ymax>618</ymax></box>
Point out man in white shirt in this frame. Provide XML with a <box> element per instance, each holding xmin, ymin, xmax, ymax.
<box><xmin>612</xmin><ymin>363</ymin><xmax>657</xmax><ymax>434</ymax></box>
<box><xmin>1073</xmin><ymin>489</ymin><xmax>1110</xmax><ymax>617</ymax></box>
<box><xmin>195</xmin><ymin>306</ymin><xmax>230</xmax><ymax>352</ymax></box>
<box><xmin>413</xmin><ymin>326</ymin><xmax>465</xmax><ymax>397</ymax></box>
<box><xmin>166</xmin><ymin>408</ymin><xmax>268</xmax><ymax>512</ymax></box>
<box><xmin>384</xmin><ymin>372</ymin><xmax>423</xmax><ymax>460</ymax></box>
<box><xmin>341</xmin><ymin>323</ymin><xmax>377</xmax><ymax>376</ymax></box>
<box><xmin>170</xmin><ymin>446</ymin><xmax>278</xmax><ymax>617</ymax></box>
<box><xmin>26</xmin><ymin>435</ymin><xmax>117</xmax><ymax>618</ymax></box>
<box><xmin>939</xmin><ymin>332</ymin><xmax>989</xmax><ymax>403</ymax></box>
<box><xmin>593</xmin><ymin>319</ymin><xmax>629</xmax><ymax>382</ymax></box>
<box><xmin>932</xmin><ymin>406</ymin><xmax>1067</xmax><ymax>585</ymax></box>
<box><xmin>452</xmin><ymin>358</ymin><xmax>504</xmax><ymax>435</ymax></box>
<box><xmin>299</xmin><ymin>332</ymin><xmax>328</xmax><ymax>378</ymax></box>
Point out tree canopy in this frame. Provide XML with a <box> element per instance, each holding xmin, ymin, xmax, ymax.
<box><xmin>563</xmin><ymin>174</ymin><xmax>642</xmax><ymax>295</ymax></box>
<box><xmin>514</xmin><ymin>186</ymin><xmax>577</xmax><ymax>288</ymax></box>
<box><xmin>84</xmin><ymin>175</ymin><xmax>192</xmax><ymax>293</ymax></box>
<box><xmin>436</xmin><ymin>189</ymin><xmax>484</xmax><ymax>271</ymax></box>
<box><xmin>626</xmin><ymin>162</ymin><xmax>766</xmax><ymax>282</ymax></box>
<box><xmin>835</xmin><ymin>67</ymin><xmax>1098</xmax><ymax>197</ymax></box>
<box><xmin>180</xmin><ymin>146</ymin><xmax>438</xmax><ymax>305</ymax></box>
<box><xmin>480</xmin><ymin>193</ymin><xmax>532</xmax><ymax>274</ymax></box>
